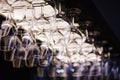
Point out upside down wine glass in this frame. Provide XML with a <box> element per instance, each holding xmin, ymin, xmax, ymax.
<box><xmin>11</xmin><ymin>0</ymin><xmax>33</xmax><ymax>68</ymax></box>
<box><xmin>0</xmin><ymin>0</ymin><xmax>20</xmax><ymax>61</ymax></box>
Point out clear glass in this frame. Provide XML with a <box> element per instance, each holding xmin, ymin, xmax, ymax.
<box><xmin>5</xmin><ymin>0</ymin><xmax>16</xmax><ymax>5</ymax></box>
<box><xmin>32</xmin><ymin>2</ymin><xmax>50</xmax><ymax>35</ymax></box>
<box><xmin>56</xmin><ymin>0</ymin><xmax>65</xmax><ymax>18</ymax></box>
<box><xmin>38</xmin><ymin>42</ymin><xmax>51</xmax><ymax>67</ymax></box>
<box><xmin>9</xmin><ymin>35</ymin><xmax>22</xmax><ymax>62</ymax></box>
<box><xmin>25</xmin><ymin>43</ymin><xmax>40</xmax><ymax>67</ymax></box>
<box><xmin>12</xmin><ymin>0</ymin><xmax>31</xmax><ymax>21</ymax></box>
<box><xmin>0</xmin><ymin>0</ymin><xmax>12</xmax><ymax>17</ymax></box>
<box><xmin>12</xmin><ymin>46</ymin><xmax>26</xmax><ymax>68</ymax></box>
<box><xmin>37</xmin><ymin>67</ymin><xmax>44</xmax><ymax>78</ymax></box>
<box><xmin>1</xmin><ymin>12</ymin><xmax>17</xmax><ymax>61</ymax></box>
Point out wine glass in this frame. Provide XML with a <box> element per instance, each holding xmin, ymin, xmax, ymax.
<box><xmin>1</xmin><ymin>16</ymin><xmax>17</xmax><ymax>61</ymax></box>
<box><xmin>37</xmin><ymin>67</ymin><xmax>44</xmax><ymax>78</ymax></box>
<box><xmin>56</xmin><ymin>63</ymin><xmax>69</xmax><ymax>80</ymax></box>
<box><xmin>51</xmin><ymin>29</ymin><xmax>64</xmax><ymax>44</ymax></box>
<box><xmin>11</xmin><ymin>0</ymin><xmax>31</xmax><ymax>21</ymax></box>
<box><xmin>81</xmin><ymin>43</ymin><xmax>94</xmax><ymax>56</ymax></box>
<box><xmin>12</xmin><ymin>46</ymin><xmax>27</xmax><ymax>68</ymax></box>
<box><xmin>22</xmin><ymin>33</ymin><xmax>33</xmax><ymax>47</ymax></box>
<box><xmin>25</xmin><ymin>43</ymin><xmax>40</xmax><ymax>67</ymax></box>
<box><xmin>38</xmin><ymin>41</ymin><xmax>53</xmax><ymax>67</ymax></box>
<box><xmin>55</xmin><ymin>0</ymin><xmax>66</xmax><ymax>18</ymax></box>
<box><xmin>66</xmin><ymin>8</ymin><xmax>86</xmax><ymax>52</ymax></box>
<box><xmin>31</xmin><ymin>1</ymin><xmax>52</xmax><ymax>39</ymax></box>
<box><xmin>2</xmin><ymin>1</ymin><xmax>29</xmax><ymax>61</ymax></box>
<box><xmin>1</xmin><ymin>21</ymin><xmax>12</xmax><ymax>39</ymax></box>
<box><xmin>0</xmin><ymin>0</ymin><xmax>14</xmax><ymax>37</ymax></box>
<box><xmin>0</xmin><ymin>0</ymin><xmax>12</xmax><ymax>17</ymax></box>
<box><xmin>5</xmin><ymin>0</ymin><xmax>16</xmax><ymax>5</ymax></box>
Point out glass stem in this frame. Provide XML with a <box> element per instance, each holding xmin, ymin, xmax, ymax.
<box><xmin>40</xmin><ymin>4</ymin><xmax>44</xmax><ymax>19</ymax></box>
<box><xmin>58</xmin><ymin>2</ymin><xmax>61</xmax><ymax>13</ymax></box>
<box><xmin>72</xmin><ymin>17</ymin><xmax>75</xmax><ymax>26</ymax></box>
<box><xmin>86</xmin><ymin>29</ymin><xmax>89</xmax><ymax>40</ymax></box>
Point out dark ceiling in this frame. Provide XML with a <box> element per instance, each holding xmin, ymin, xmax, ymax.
<box><xmin>60</xmin><ymin>0</ymin><xmax>120</xmax><ymax>56</ymax></box>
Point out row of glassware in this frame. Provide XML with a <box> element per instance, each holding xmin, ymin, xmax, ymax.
<box><xmin>0</xmin><ymin>0</ymin><xmax>103</xmax><ymax>68</ymax></box>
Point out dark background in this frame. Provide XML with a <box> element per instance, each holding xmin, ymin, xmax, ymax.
<box><xmin>0</xmin><ymin>0</ymin><xmax>120</xmax><ymax>80</ymax></box>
